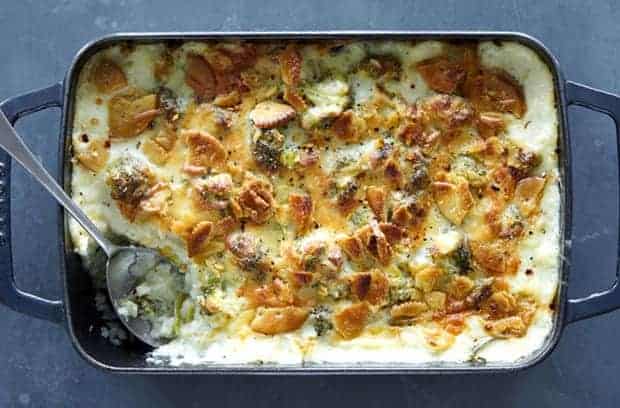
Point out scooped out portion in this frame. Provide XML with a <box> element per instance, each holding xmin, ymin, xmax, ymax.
<box><xmin>107</xmin><ymin>248</ymin><xmax>185</xmax><ymax>346</ymax></box>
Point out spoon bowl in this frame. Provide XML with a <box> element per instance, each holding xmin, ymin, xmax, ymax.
<box><xmin>106</xmin><ymin>247</ymin><xmax>179</xmax><ymax>347</ymax></box>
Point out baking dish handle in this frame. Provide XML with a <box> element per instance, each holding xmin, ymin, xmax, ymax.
<box><xmin>566</xmin><ymin>80</ymin><xmax>620</xmax><ymax>323</ymax></box>
<box><xmin>0</xmin><ymin>83</ymin><xmax>64</xmax><ymax>323</ymax></box>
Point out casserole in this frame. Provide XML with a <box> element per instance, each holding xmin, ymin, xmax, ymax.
<box><xmin>69</xmin><ymin>37</ymin><xmax>560</xmax><ymax>365</ymax></box>
<box><xmin>1</xmin><ymin>31</ymin><xmax>620</xmax><ymax>374</ymax></box>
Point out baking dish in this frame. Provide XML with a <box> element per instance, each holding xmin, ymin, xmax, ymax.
<box><xmin>1</xmin><ymin>31</ymin><xmax>619</xmax><ymax>374</ymax></box>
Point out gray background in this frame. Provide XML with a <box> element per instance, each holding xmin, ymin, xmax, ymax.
<box><xmin>1</xmin><ymin>0</ymin><xmax>619</xmax><ymax>406</ymax></box>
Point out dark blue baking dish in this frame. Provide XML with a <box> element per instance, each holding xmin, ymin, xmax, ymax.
<box><xmin>0</xmin><ymin>31</ymin><xmax>619</xmax><ymax>374</ymax></box>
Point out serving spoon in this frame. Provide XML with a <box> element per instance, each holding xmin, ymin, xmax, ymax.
<box><xmin>0</xmin><ymin>111</ymin><xmax>173</xmax><ymax>347</ymax></box>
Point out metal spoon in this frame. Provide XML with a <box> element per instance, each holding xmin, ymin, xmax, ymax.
<box><xmin>0</xmin><ymin>111</ymin><xmax>174</xmax><ymax>347</ymax></box>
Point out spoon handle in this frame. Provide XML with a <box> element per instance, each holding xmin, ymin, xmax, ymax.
<box><xmin>0</xmin><ymin>111</ymin><xmax>116</xmax><ymax>256</ymax></box>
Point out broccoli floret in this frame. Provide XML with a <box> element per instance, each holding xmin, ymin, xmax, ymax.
<box><xmin>106</xmin><ymin>157</ymin><xmax>152</xmax><ymax>206</ymax></box>
<box><xmin>453</xmin><ymin>244</ymin><xmax>472</xmax><ymax>275</ymax></box>
<box><xmin>389</xmin><ymin>275</ymin><xmax>418</xmax><ymax>304</ymax></box>
<box><xmin>310</xmin><ymin>305</ymin><xmax>333</xmax><ymax>337</ymax></box>
<box><xmin>252</xmin><ymin>129</ymin><xmax>284</xmax><ymax>172</ymax></box>
<box><xmin>437</xmin><ymin>242</ymin><xmax>472</xmax><ymax>276</ymax></box>
<box><xmin>202</xmin><ymin>273</ymin><xmax>221</xmax><ymax>296</ymax></box>
<box><xmin>349</xmin><ymin>205</ymin><xmax>372</xmax><ymax>228</ymax></box>
<box><xmin>227</xmin><ymin>233</ymin><xmax>272</xmax><ymax>279</ymax></box>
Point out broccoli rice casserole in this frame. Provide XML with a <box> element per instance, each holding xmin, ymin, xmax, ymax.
<box><xmin>68</xmin><ymin>39</ymin><xmax>560</xmax><ymax>365</ymax></box>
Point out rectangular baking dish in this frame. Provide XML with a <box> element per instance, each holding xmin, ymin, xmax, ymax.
<box><xmin>1</xmin><ymin>31</ymin><xmax>620</xmax><ymax>374</ymax></box>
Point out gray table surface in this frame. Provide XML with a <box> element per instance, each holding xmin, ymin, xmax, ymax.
<box><xmin>1</xmin><ymin>0</ymin><xmax>619</xmax><ymax>406</ymax></box>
